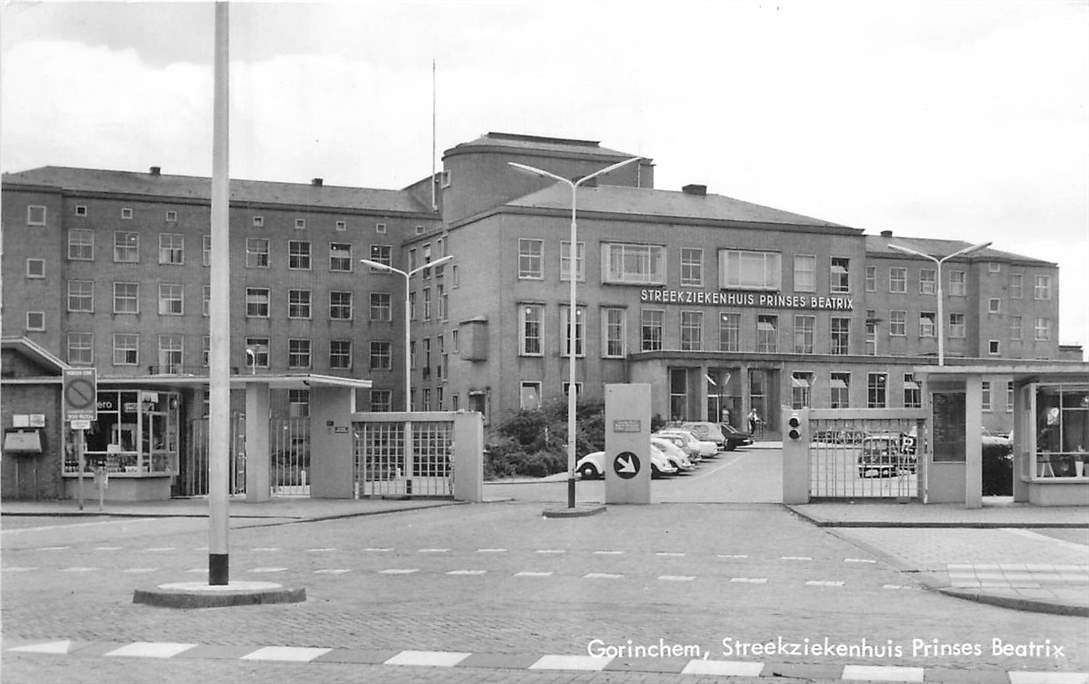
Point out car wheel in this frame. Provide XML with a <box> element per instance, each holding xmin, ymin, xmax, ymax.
<box><xmin>578</xmin><ymin>463</ymin><xmax>599</xmax><ymax>480</ymax></box>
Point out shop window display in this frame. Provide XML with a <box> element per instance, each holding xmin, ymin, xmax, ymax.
<box><xmin>1034</xmin><ymin>384</ymin><xmax>1089</xmax><ymax>478</ymax></box>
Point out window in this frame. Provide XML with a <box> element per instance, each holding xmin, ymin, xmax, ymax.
<box><xmin>288</xmin><ymin>339</ymin><xmax>311</xmax><ymax>369</ymax></box>
<box><xmin>864</xmin><ymin>266</ymin><xmax>876</xmax><ymax>292</ymax></box>
<box><xmin>988</xmin><ymin>298</ymin><xmax>1001</xmax><ymax>314</ymax></box>
<box><xmin>75</xmin><ymin>205</ymin><xmax>87</xmax><ymax>217</ymax></box>
<box><xmin>830</xmin><ymin>373</ymin><xmax>850</xmax><ymax>408</ymax></box>
<box><xmin>1035</xmin><ymin>318</ymin><xmax>1052</xmax><ymax>341</ymax></box>
<box><xmin>867</xmin><ymin>373</ymin><xmax>887</xmax><ymax>408</ymax></box>
<box><xmin>890</xmin><ymin>310</ymin><xmax>906</xmax><ymax>336</ymax></box>
<box><xmin>721</xmin><ymin>250</ymin><xmax>781</xmax><ymax>290</ymax></box>
<box><xmin>919</xmin><ymin>312</ymin><xmax>936</xmax><ymax>338</ymax></box>
<box><xmin>1034</xmin><ymin>275</ymin><xmax>1052</xmax><ymax>300</ymax></box>
<box><xmin>246</xmin><ymin>238</ymin><xmax>270</xmax><ymax>268</ymax></box>
<box><xmin>680</xmin><ymin>248</ymin><xmax>703</xmax><ymax>287</ymax></box>
<box><xmin>369</xmin><ymin>341</ymin><xmax>392</xmax><ymax>370</ymax></box>
<box><xmin>288</xmin><ymin>240</ymin><xmax>311</xmax><ymax>269</ymax></box>
<box><xmin>27</xmin><ymin>205</ymin><xmax>46</xmax><ymax>225</ymax></box>
<box><xmin>329</xmin><ymin>243</ymin><xmax>352</xmax><ymax>271</ymax></box>
<box><xmin>375</xmin><ymin>222</ymin><xmax>387</xmax><ymax>234</ymax></box>
<box><xmin>989</xmin><ymin>340</ymin><xmax>1000</xmax><ymax>356</ymax></box>
<box><xmin>1010</xmin><ymin>273</ymin><xmax>1023</xmax><ymax>299</ymax></box>
<box><xmin>329</xmin><ymin>291</ymin><xmax>353</xmax><ymax>320</ymax></box>
<box><xmin>371</xmin><ymin>389</ymin><xmax>392</xmax><ymax>412</ymax></box>
<box><xmin>889</xmin><ymin>267</ymin><xmax>907</xmax><ymax>293</ymax></box>
<box><xmin>949</xmin><ymin>313</ymin><xmax>966</xmax><ymax>338</ymax></box>
<box><xmin>113</xmin><ymin>333</ymin><xmax>139</xmax><ymax>365</ymax></box>
<box><xmin>202</xmin><ymin>235</ymin><xmax>211</xmax><ymax>266</ymax></box>
<box><xmin>423</xmin><ymin>288</ymin><xmax>432</xmax><ymax>321</ymax></box>
<box><xmin>158</xmin><ymin>283</ymin><xmax>184</xmax><ymax>315</ymax></box>
<box><xmin>67</xmin><ymin>280</ymin><xmax>94</xmax><ymax>312</ymax></box>
<box><xmin>794</xmin><ymin>315</ymin><xmax>814</xmax><ymax>354</ymax></box>
<box><xmin>286</xmin><ymin>390</ymin><xmax>310</xmax><ymax>418</ymax></box>
<box><xmin>246</xmin><ymin>338</ymin><xmax>269</xmax><ymax>369</ymax></box>
<box><xmin>1007</xmin><ymin>381</ymin><xmax>1014</xmax><ymax>413</ymax></box>
<box><xmin>1010</xmin><ymin>315</ymin><xmax>1022</xmax><ymax>340</ymax></box>
<box><xmin>330</xmin><ymin>340</ymin><xmax>352</xmax><ymax>369</ymax></box>
<box><xmin>246</xmin><ymin>288</ymin><xmax>270</xmax><ymax>317</ymax></box>
<box><xmin>26</xmin><ymin>311</ymin><xmax>45</xmax><ymax>331</ymax></box>
<box><xmin>421</xmin><ymin>243</ymin><xmax>433</xmax><ymax>278</ymax></box>
<box><xmin>719</xmin><ymin>313</ymin><xmax>740</xmax><ymax>352</ymax></box>
<box><xmin>26</xmin><ymin>258</ymin><xmax>45</xmax><ymax>278</ymax></box>
<box><xmin>602</xmin><ymin>307</ymin><xmax>626</xmax><ymax>358</ymax></box>
<box><xmin>669</xmin><ymin>368</ymin><xmax>688</xmax><ymax>421</ymax></box>
<box><xmin>791</xmin><ymin>372</ymin><xmax>812</xmax><ymax>409</ymax></box>
<box><xmin>680</xmin><ymin>311</ymin><xmax>703</xmax><ymax>351</ymax></box>
<box><xmin>202</xmin><ymin>336</ymin><xmax>210</xmax><ymax>367</ymax></box>
<box><xmin>865</xmin><ymin>312</ymin><xmax>877</xmax><ymax>356</ymax></box>
<box><xmin>113</xmin><ymin>282</ymin><xmax>139</xmax><ymax>314</ymax></box>
<box><xmin>452</xmin><ymin>264</ymin><xmax>460</xmax><ymax>287</ymax></box>
<box><xmin>409</xmin><ymin>292</ymin><xmax>416</xmax><ymax>320</ymax></box>
<box><xmin>603</xmin><ymin>243</ymin><xmax>666</xmax><ymax>284</ymax></box>
<box><xmin>830</xmin><ymin>257</ymin><xmax>850</xmax><ymax>294</ymax></box>
<box><xmin>288</xmin><ymin>289</ymin><xmax>311</xmax><ymax>319</ymax></box>
<box><xmin>369</xmin><ymin>244</ymin><xmax>392</xmax><ymax>269</ymax></box>
<box><xmin>252</xmin><ymin>215</ymin><xmax>264</xmax><ymax>227</ymax></box>
<box><xmin>949</xmin><ymin>271</ymin><xmax>966</xmax><ymax>296</ymax></box>
<box><xmin>415</xmin><ymin>225</ymin><xmax>425</xmax><ymax>235</ymax></box>
<box><xmin>158</xmin><ymin>234</ymin><xmax>184</xmax><ymax>264</ymax></box>
<box><xmin>559</xmin><ymin>241</ymin><xmax>586</xmax><ymax>282</ymax></box>
<box><xmin>114</xmin><ymin>231</ymin><xmax>139</xmax><ymax>262</ymax></box>
<box><xmin>520</xmin><ymin>304</ymin><xmax>543</xmax><ymax>356</ymax></box>
<box><xmin>904</xmin><ymin>373</ymin><xmax>921</xmax><ymax>408</ymax></box>
<box><xmin>202</xmin><ymin>285</ymin><xmax>211</xmax><ymax>317</ymax></box>
<box><xmin>158</xmin><ymin>334</ymin><xmax>184</xmax><ymax>373</ymax></box>
<box><xmin>451</xmin><ymin>329</ymin><xmax>459</xmax><ymax>353</ymax></box>
<box><xmin>438</xmin><ymin>284</ymin><xmax>448</xmax><ymax>321</ymax></box>
<box><xmin>794</xmin><ymin>255</ymin><xmax>816</xmax><ymax>292</ymax></box>
<box><xmin>295</xmin><ymin>218</ymin><xmax>307</xmax><ymax>230</ymax></box>
<box><xmin>988</xmin><ymin>262</ymin><xmax>1001</xmax><ymax>273</ymax></box>
<box><xmin>920</xmin><ymin>268</ymin><xmax>936</xmax><ymax>295</ymax></box>
<box><xmin>560</xmin><ymin>305</ymin><xmax>587</xmax><ymax>357</ymax></box>
<box><xmin>370</xmin><ymin>293</ymin><xmax>391</xmax><ymax>321</ymax></box>
<box><xmin>831</xmin><ymin>318</ymin><xmax>850</xmax><ymax>355</ymax></box>
<box><xmin>518</xmin><ymin>239</ymin><xmax>543</xmax><ymax>279</ymax></box>
<box><xmin>755</xmin><ymin>314</ymin><xmax>777</xmax><ymax>353</ymax></box>
<box><xmin>982</xmin><ymin>381</ymin><xmax>992</xmax><ymax>411</ymax></box>
<box><xmin>166</xmin><ymin>210</ymin><xmax>178</xmax><ymax>222</ymax></box>
<box><xmin>408</xmin><ymin>249</ymin><xmax>416</xmax><ymax>272</ymax></box>
<box><xmin>121</xmin><ymin>207</ymin><xmax>133</xmax><ymax>220</ymax></box>
<box><xmin>641</xmin><ymin>309</ymin><xmax>664</xmax><ymax>352</ymax></box>
<box><xmin>519</xmin><ymin>381</ymin><xmax>542</xmax><ymax>410</ymax></box>
<box><xmin>68</xmin><ymin>333</ymin><xmax>93</xmax><ymax>364</ymax></box>
<box><xmin>335</xmin><ymin>220</ymin><xmax>347</xmax><ymax>232</ymax></box>
<box><xmin>68</xmin><ymin>229</ymin><xmax>94</xmax><ymax>260</ymax></box>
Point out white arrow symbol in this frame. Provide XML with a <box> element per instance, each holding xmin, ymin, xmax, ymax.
<box><xmin>616</xmin><ymin>456</ymin><xmax>636</xmax><ymax>473</ymax></box>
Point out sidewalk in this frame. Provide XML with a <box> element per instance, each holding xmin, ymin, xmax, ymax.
<box><xmin>0</xmin><ymin>495</ymin><xmax>462</xmax><ymax>523</ymax></box>
<box><xmin>788</xmin><ymin>499</ymin><xmax>1089</xmax><ymax>618</ymax></box>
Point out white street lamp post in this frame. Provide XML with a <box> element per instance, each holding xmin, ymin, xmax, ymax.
<box><xmin>360</xmin><ymin>254</ymin><xmax>453</xmax><ymax>411</ymax></box>
<box><xmin>508</xmin><ymin>156</ymin><xmax>642</xmax><ymax>509</ymax></box>
<box><xmin>888</xmin><ymin>241</ymin><xmax>992</xmax><ymax>366</ymax></box>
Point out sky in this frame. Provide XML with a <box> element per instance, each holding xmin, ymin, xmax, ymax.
<box><xmin>2</xmin><ymin>0</ymin><xmax>1087</xmax><ymax>356</ymax></box>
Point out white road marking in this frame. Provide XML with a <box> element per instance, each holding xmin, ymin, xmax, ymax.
<box><xmin>515</xmin><ymin>571</ymin><xmax>553</xmax><ymax>577</ymax></box>
<box><xmin>729</xmin><ymin>577</ymin><xmax>768</xmax><ymax>584</ymax></box>
<box><xmin>682</xmin><ymin>659</ymin><xmax>764</xmax><ymax>676</ymax></box>
<box><xmin>2</xmin><ymin>567</ymin><xmax>37</xmax><ymax>572</ymax></box>
<box><xmin>805</xmin><ymin>580</ymin><xmax>845</xmax><ymax>587</ymax></box>
<box><xmin>9</xmin><ymin>641</ymin><xmax>72</xmax><ymax>654</ymax></box>
<box><xmin>476</xmin><ymin>548</ymin><xmax>507</xmax><ymax>553</ymax></box>
<box><xmin>447</xmin><ymin>569</ymin><xmax>487</xmax><ymax>575</ymax></box>
<box><xmin>144</xmin><ymin>547</ymin><xmax>175</xmax><ymax>552</ymax></box>
<box><xmin>1</xmin><ymin>518</ymin><xmax>156</xmax><ymax>535</ymax></box>
<box><xmin>530</xmin><ymin>655</ymin><xmax>612</xmax><ymax>671</ymax></box>
<box><xmin>584</xmin><ymin>572</ymin><xmax>623</xmax><ymax>579</ymax></box>
<box><xmin>364</xmin><ymin>547</ymin><xmax>392</xmax><ymax>552</ymax></box>
<box><xmin>313</xmin><ymin>569</ymin><xmax>352</xmax><ymax>575</ymax></box>
<box><xmin>717</xmin><ymin>554</ymin><xmax>749</xmax><ymax>559</ymax></box>
<box><xmin>781</xmin><ymin>555</ymin><xmax>812</xmax><ymax>561</ymax></box>
<box><xmin>845</xmin><ymin>558</ymin><xmax>877</xmax><ymax>564</ymax></box>
<box><xmin>842</xmin><ymin>664</ymin><xmax>924</xmax><ymax>682</ymax></box>
<box><xmin>593</xmin><ymin>550</ymin><xmax>624</xmax><ymax>555</ymax></box>
<box><xmin>61</xmin><ymin>567</ymin><xmax>98</xmax><ymax>572</ymax></box>
<box><xmin>251</xmin><ymin>547</ymin><xmax>280</xmax><ymax>552</ymax></box>
<box><xmin>124</xmin><ymin>568</ymin><xmax>158</xmax><ymax>574</ymax></box>
<box><xmin>659</xmin><ymin>575</ymin><xmax>696</xmax><ymax>582</ymax></box>
<box><xmin>106</xmin><ymin>642</ymin><xmax>197</xmax><ymax>659</ymax></box>
<box><xmin>379</xmin><ymin>568</ymin><xmax>419</xmax><ymax>574</ymax></box>
<box><xmin>418</xmin><ymin>548</ymin><xmax>449</xmax><ymax>553</ymax></box>
<box><xmin>241</xmin><ymin>646</ymin><xmax>332</xmax><ymax>662</ymax></box>
<box><xmin>386</xmin><ymin>650</ymin><xmax>471</xmax><ymax>667</ymax></box>
<box><xmin>247</xmin><ymin>567</ymin><xmax>286</xmax><ymax>573</ymax></box>
<box><xmin>656</xmin><ymin>552</ymin><xmax>686</xmax><ymax>557</ymax></box>
<box><xmin>536</xmin><ymin>549</ymin><xmax>565</xmax><ymax>554</ymax></box>
<box><xmin>94</xmin><ymin>546</ymin><xmax>123</xmax><ymax>551</ymax></box>
<box><xmin>306</xmin><ymin>548</ymin><xmax>337</xmax><ymax>553</ymax></box>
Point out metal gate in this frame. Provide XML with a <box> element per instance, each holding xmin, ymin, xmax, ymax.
<box><xmin>271</xmin><ymin>417</ymin><xmax>310</xmax><ymax>496</ymax></box>
<box><xmin>809</xmin><ymin>410</ymin><xmax>925</xmax><ymax>499</ymax></box>
<box><xmin>179</xmin><ymin>412</ymin><xmax>246</xmax><ymax>496</ymax></box>
<box><xmin>353</xmin><ymin>418</ymin><xmax>453</xmax><ymax>498</ymax></box>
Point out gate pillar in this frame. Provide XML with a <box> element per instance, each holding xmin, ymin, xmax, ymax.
<box><xmin>310</xmin><ymin>387</ymin><xmax>354</xmax><ymax>498</ymax></box>
<box><xmin>781</xmin><ymin>407</ymin><xmax>810</xmax><ymax>504</ymax></box>
<box><xmin>244</xmin><ymin>382</ymin><xmax>271</xmax><ymax>502</ymax></box>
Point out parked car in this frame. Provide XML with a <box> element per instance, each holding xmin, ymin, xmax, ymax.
<box><xmin>652</xmin><ymin>432</ymin><xmax>702</xmax><ymax>463</ymax></box>
<box><xmin>670</xmin><ymin>421</ymin><xmax>728</xmax><ymax>451</ymax></box>
<box><xmin>576</xmin><ymin>445</ymin><xmax>677</xmax><ymax>480</ymax></box>
<box><xmin>720</xmin><ymin>423</ymin><xmax>754</xmax><ymax>450</ymax></box>
<box><xmin>651</xmin><ymin>437</ymin><xmax>696</xmax><ymax>472</ymax></box>
<box><xmin>654</xmin><ymin>429</ymin><xmax>717</xmax><ymax>459</ymax></box>
<box><xmin>857</xmin><ymin>433</ymin><xmax>918</xmax><ymax>478</ymax></box>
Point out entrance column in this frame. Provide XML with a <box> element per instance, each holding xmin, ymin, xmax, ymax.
<box><xmin>698</xmin><ymin>364</ymin><xmax>710</xmax><ymax>422</ymax></box>
<box><xmin>244</xmin><ymin>382</ymin><xmax>271</xmax><ymax>502</ymax></box>
<box><xmin>964</xmin><ymin>376</ymin><xmax>983</xmax><ymax>508</ymax></box>
<box><xmin>739</xmin><ymin>365</ymin><xmax>750</xmax><ymax>426</ymax></box>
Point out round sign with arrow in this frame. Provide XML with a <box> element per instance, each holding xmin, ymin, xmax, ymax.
<box><xmin>612</xmin><ymin>451</ymin><xmax>641</xmax><ymax>480</ymax></box>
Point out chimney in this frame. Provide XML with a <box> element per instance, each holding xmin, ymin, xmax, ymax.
<box><xmin>682</xmin><ymin>184</ymin><xmax>707</xmax><ymax>196</ymax></box>
<box><xmin>311</xmin><ymin>178</ymin><xmax>323</xmax><ymax>187</ymax></box>
<box><xmin>149</xmin><ymin>166</ymin><xmax>161</xmax><ymax>176</ymax></box>
<box><xmin>881</xmin><ymin>229</ymin><xmax>893</xmax><ymax>237</ymax></box>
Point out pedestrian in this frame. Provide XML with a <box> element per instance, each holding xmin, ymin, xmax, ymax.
<box><xmin>747</xmin><ymin>408</ymin><xmax>759</xmax><ymax>436</ymax></box>
<box><xmin>721</xmin><ymin>408</ymin><xmax>731</xmax><ymax>427</ymax></box>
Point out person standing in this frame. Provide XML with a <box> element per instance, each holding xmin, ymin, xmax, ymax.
<box><xmin>747</xmin><ymin>408</ymin><xmax>760</xmax><ymax>436</ymax></box>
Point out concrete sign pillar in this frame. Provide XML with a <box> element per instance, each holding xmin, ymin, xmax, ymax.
<box><xmin>605</xmin><ymin>384</ymin><xmax>651</xmax><ymax>505</ymax></box>
<box><xmin>452</xmin><ymin>412</ymin><xmax>484</xmax><ymax>502</ymax></box>
<box><xmin>310</xmin><ymin>387</ymin><xmax>354</xmax><ymax>499</ymax></box>
<box><xmin>244</xmin><ymin>383</ymin><xmax>271</xmax><ymax>502</ymax></box>
<box><xmin>781</xmin><ymin>407</ymin><xmax>810</xmax><ymax>504</ymax></box>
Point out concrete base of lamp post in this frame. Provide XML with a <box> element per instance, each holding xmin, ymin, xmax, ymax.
<box><xmin>133</xmin><ymin>580</ymin><xmax>306</xmax><ymax>608</ymax></box>
<box><xmin>542</xmin><ymin>504</ymin><xmax>606</xmax><ymax>518</ymax></box>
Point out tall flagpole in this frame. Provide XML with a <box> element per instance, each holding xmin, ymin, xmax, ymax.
<box><xmin>208</xmin><ymin>0</ymin><xmax>231</xmax><ymax>586</ymax></box>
